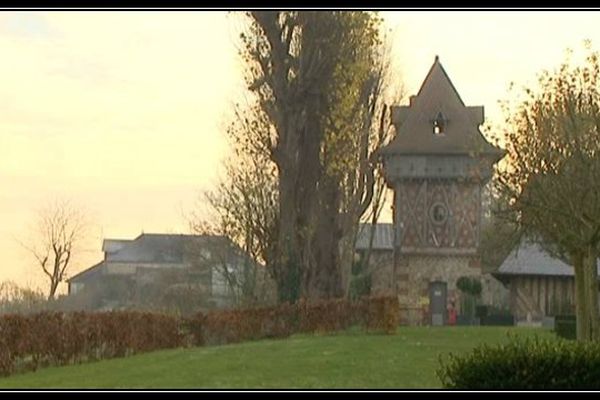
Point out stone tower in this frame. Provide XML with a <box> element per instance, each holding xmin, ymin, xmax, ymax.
<box><xmin>379</xmin><ymin>56</ymin><xmax>504</xmax><ymax>325</ymax></box>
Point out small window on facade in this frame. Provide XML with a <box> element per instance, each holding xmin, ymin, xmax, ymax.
<box><xmin>432</xmin><ymin>112</ymin><xmax>446</xmax><ymax>135</ymax></box>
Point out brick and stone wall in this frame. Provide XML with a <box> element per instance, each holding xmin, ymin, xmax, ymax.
<box><xmin>399</xmin><ymin>255</ymin><xmax>480</xmax><ymax>324</ymax></box>
<box><xmin>370</xmin><ymin>253</ymin><xmax>482</xmax><ymax>325</ymax></box>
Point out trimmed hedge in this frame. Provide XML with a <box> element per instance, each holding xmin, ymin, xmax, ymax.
<box><xmin>0</xmin><ymin>311</ymin><xmax>184</xmax><ymax>377</ymax></box>
<box><xmin>0</xmin><ymin>296</ymin><xmax>399</xmax><ymax>377</ymax></box>
<box><xmin>437</xmin><ymin>335</ymin><xmax>600</xmax><ymax>389</ymax></box>
<box><xmin>186</xmin><ymin>296</ymin><xmax>399</xmax><ymax>346</ymax></box>
<box><xmin>480</xmin><ymin>314</ymin><xmax>514</xmax><ymax>326</ymax></box>
<box><xmin>554</xmin><ymin>315</ymin><xmax>577</xmax><ymax>340</ymax></box>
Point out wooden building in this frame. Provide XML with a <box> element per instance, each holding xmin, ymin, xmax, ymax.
<box><xmin>493</xmin><ymin>242</ymin><xmax>600</xmax><ymax>323</ymax></box>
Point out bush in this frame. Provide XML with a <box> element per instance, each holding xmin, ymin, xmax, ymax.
<box><xmin>0</xmin><ymin>296</ymin><xmax>399</xmax><ymax>377</ymax></box>
<box><xmin>555</xmin><ymin>315</ymin><xmax>577</xmax><ymax>340</ymax></box>
<box><xmin>475</xmin><ymin>305</ymin><xmax>488</xmax><ymax>318</ymax></box>
<box><xmin>476</xmin><ymin>305</ymin><xmax>514</xmax><ymax>326</ymax></box>
<box><xmin>0</xmin><ymin>311</ymin><xmax>184</xmax><ymax>376</ymax></box>
<box><xmin>186</xmin><ymin>303</ymin><xmax>297</xmax><ymax>346</ymax></box>
<box><xmin>186</xmin><ymin>296</ymin><xmax>399</xmax><ymax>347</ymax></box>
<box><xmin>0</xmin><ymin>282</ymin><xmax>48</xmax><ymax>314</ymax></box>
<box><xmin>480</xmin><ymin>314</ymin><xmax>514</xmax><ymax>326</ymax></box>
<box><xmin>456</xmin><ymin>277</ymin><xmax>482</xmax><ymax>318</ymax></box>
<box><xmin>437</xmin><ymin>335</ymin><xmax>600</xmax><ymax>389</ymax></box>
<box><xmin>456</xmin><ymin>277</ymin><xmax>482</xmax><ymax>297</ymax></box>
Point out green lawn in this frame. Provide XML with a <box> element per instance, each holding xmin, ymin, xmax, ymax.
<box><xmin>0</xmin><ymin>326</ymin><xmax>554</xmax><ymax>389</ymax></box>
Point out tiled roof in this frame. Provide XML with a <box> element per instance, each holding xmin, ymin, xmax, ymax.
<box><xmin>355</xmin><ymin>223</ymin><xmax>394</xmax><ymax>251</ymax></box>
<box><xmin>67</xmin><ymin>261</ymin><xmax>104</xmax><ymax>283</ymax></box>
<box><xmin>104</xmin><ymin>234</ymin><xmax>232</xmax><ymax>264</ymax></box>
<box><xmin>380</xmin><ymin>56</ymin><xmax>504</xmax><ymax>159</ymax></box>
<box><xmin>494</xmin><ymin>241</ymin><xmax>600</xmax><ymax>277</ymax></box>
<box><xmin>69</xmin><ymin>234</ymin><xmax>251</xmax><ymax>282</ymax></box>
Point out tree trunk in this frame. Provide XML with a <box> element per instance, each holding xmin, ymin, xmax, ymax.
<box><xmin>296</xmin><ymin>90</ymin><xmax>327</xmax><ymax>299</ymax></box>
<box><xmin>276</xmin><ymin>168</ymin><xmax>301</xmax><ymax>303</ymax></box>
<box><xmin>305</xmin><ymin>175</ymin><xmax>344</xmax><ymax>299</ymax></box>
<box><xmin>573</xmin><ymin>253</ymin><xmax>589</xmax><ymax>341</ymax></box>
<box><xmin>340</xmin><ymin>224</ymin><xmax>359</xmax><ymax>299</ymax></box>
<box><xmin>583</xmin><ymin>245</ymin><xmax>600</xmax><ymax>341</ymax></box>
<box><xmin>48</xmin><ymin>279</ymin><xmax>58</xmax><ymax>301</ymax></box>
<box><xmin>275</xmin><ymin>92</ymin><xmax>322</xmax><ymax>303</ymax></box>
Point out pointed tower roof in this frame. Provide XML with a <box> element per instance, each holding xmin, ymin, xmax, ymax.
<box><xmin>380</xmin><ymin>56</ymin><xmax>503</xmax><ymax>159</ymax></box>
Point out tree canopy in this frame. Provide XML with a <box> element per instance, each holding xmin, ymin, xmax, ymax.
<box><xmin>496</xmin><ymin>42</ymin><xmax>600</xmax><ymax>340</ymax></box>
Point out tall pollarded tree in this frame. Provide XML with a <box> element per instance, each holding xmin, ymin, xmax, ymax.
<box><xmin>496</xmin><ymin>43</ymin><xmax>600</xmax><ymax>341</ymax></box>
<box><xmin>237</xmin><ymin>11</ymin><xmax>396</xmax><ymax>301</ymax></box>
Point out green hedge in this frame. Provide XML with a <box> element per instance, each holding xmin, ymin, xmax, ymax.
<box><xmin>437</xmin><ymin>336</ymin><xmax>600</xmax><ymax>389</ymax></box>
<box><xmin>480</xmin><ymin>314</ymin><xmax>514</xmax><ymax>326</ymax></box>
<box><xmin>554</xmin><ymin>315</ymin><xmax>577</xmax><ymax>340</ymax></box>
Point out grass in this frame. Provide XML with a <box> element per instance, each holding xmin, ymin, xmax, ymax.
<box><xmin>0</xmin><ymin>326</ymin><xmax>554</xmax><ymax>389</ymax></box>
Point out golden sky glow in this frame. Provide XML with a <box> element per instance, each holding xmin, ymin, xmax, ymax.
<box><xmin>2</xmin><ymin>11</ymin><xmax>600</xmax><ymax>290</ymax></box>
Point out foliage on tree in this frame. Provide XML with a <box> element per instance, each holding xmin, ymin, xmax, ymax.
<box><xmin>456</xmin><ymin>276</ymin><xmax>482</xmax><ymax>318</ymax></box>
<box><xmin>189</xmin><ymin>183</ymin><xmax>277</xmax><ymax>308</ymax></box>
<box><xmin>228</xmin><ymin>11</ymin><xmax>396</xmax><ymax>302</ymax></box>
<box><xmin>479</xmin><ymin>182</ymin><xmax>522</xmax><ymax>274</ymax></box>
<box><xmin>456</xmin><ymin>276</ymin><xmax>482</xmax><ymax>297</ymax></box>
<box><xmin>495</xmin><ymin>42</ymin><xmax>600</xmax><ymax>340</ymax></box>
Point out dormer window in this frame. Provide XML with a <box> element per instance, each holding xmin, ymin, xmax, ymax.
<box><xmin>432</xmin><ymin>112</ymin><xmax>446</xmax><ymax>136</ymax></box>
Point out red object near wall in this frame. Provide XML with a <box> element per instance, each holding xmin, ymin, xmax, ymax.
<box><xmin>448</xmin><ymin>305</ymin><xmax>457</xmax><ymax>326</ymax></box>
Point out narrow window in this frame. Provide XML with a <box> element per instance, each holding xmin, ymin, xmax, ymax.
<box><xmin>433</xmin><ymin>112</ymin><xmax>446</xmax><ymax>135</ymax></box>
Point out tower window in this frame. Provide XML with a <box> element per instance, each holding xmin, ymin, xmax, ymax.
<box><xmin>432</xmin><ymin>112</ymin><xmax>446</xmax><ymax>135</ymax></box>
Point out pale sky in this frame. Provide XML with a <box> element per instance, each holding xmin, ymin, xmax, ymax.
<box><xmin>1</xmin><ymin>10</ymin><xmax>600</xmax><ymax>291</ymax></box>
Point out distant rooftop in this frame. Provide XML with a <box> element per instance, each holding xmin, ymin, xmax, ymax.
<box><xmin>355</xmin><ymin>223</ymin><xmax>394</xmax><ymax>251</ymax></box>
<box><xmin>103</xmin><ymin>233</ymin><xmax>229</xmax><ymax>264</ymax></box>
<box><xmin>69</xmin><ymin>233</ymin><xmax>244</xmax><ymax>283</ymax></box>
<box><xmin>494</xmin><ymin>241</ymin><xmax>600</xmax><ymax>278</ymax></box>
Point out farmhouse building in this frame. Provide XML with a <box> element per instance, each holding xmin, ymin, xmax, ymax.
<box><xmin>67</xmin><ymin>233</ymin><xmax>269</xmax><ymax>312</ymax></box>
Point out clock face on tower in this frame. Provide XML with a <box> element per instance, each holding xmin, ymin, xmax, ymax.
<box><xmin>429</xmin><ymin>202</ymin><xmax>448</xmax><ymax>225</ymax></box>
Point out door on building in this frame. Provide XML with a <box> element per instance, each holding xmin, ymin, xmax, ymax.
<box><xmin>429</xmin><ymin>281</ymin><xmax>448</xmax><ymax>326</ymax></box>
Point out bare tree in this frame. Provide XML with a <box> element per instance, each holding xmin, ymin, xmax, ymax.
<box><xmin>480</xmin><ymin>181</ymin><xmax>522</xmax><ymax>274</ymax></box>
<box><xmin>187</xmin><ymin>219</ymin><xmax>276</xmax><ymax>308</ymax></box>
<box><xmin>22</xmin><ymin>200</ymin><xmax>87</xmax><ymax>300</ymax></box>
<box><xmin>495</xmin><ymin>42</ymin><xmax>600</xmax><ymax>341</ymax></box>
<box><xmin>0</xmin><ymin>281</ymin><xmax>47</xmax><ymax>314</ymax></box>
<box><xmin>188</xmin><ymin>103</ymin><xmax>279</xmax><ymax>305</ymax></box>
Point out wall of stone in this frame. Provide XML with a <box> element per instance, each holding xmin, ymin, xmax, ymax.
<box><xmin>370</xmin><ymin>254</ymin><xmax>482</xmax><ymax>325</ymax></box>
<box><xmin>369</xmin><ymin>253</ymin><xmax>514</xmax><ymax>325</ymax></box>
<box><xmin>402</xmin><ymin>255</ymin><xmax>480</xmax><ymax>324</ymax></box>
